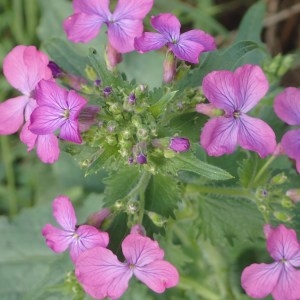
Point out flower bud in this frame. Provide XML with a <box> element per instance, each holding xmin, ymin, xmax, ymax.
<box><xmin>85</xmin><ymin>65</ymin><xmax>98</xmax><ymax>81</ymax></box>
<box><xmin>78</xmin><ymin>105</ymin><xmax>100</xmax><ymax>132</ymax></box>
<box><xmin>105</xmin><ymin>42</ymin><xmax>122</xmax><ymax>71</ymax></box>
<box><xmin>127</xmin><ymin>200</ymin><xmax>139</xmax><ymax>214</ymax></box>
<box><xmin>107</xmin><ymin>120</ymin><xmax>118</xmax><ymax>133</ymax></box>
<box><xmin>147</xmin><ymin>211</ymin><xmax>167</xmax><ymax>227</ymax></box>
<box><xmin>286</xmin><ymin>189</ymin><xmax>300</xmax><ymax>203</ymax></box>
<box><xmin>169</xmin><ymin>137</ymin><xmax>190</xmax><ymax>152</ymax></box>
<box><xmin>136</xmin><ymin>153</ymin><xmax>147</xmax><ymax>164</ymax></box>
<box><xmin>270</xmin><ymin>172</ymin><xmax>287</xmax><ymax>185</ymax></box>
<box><xmin>48</xmin><ymin>61</ymin><xmax>63</xmax><ymax>78</ymax></box>
<box><xmin>106</xmin><ymin>135</ymin><xmax>117</xmax><ymax>145</ymax></box>
<box><xmin>86</xmin><ymin>208</ymin><xmax>111</xmax><ymax>228</ymax></box>
<box><xmin>274</xmin><ymin>211</ymin><xmax>291</xmax><ymax>222</ymax></box>
<box><xmin>163</xmin><ymin>51</ymin><xmax>176</xmax><ymax>83</ymax></box>
<box><xmin>130</xmin><ymin>224</ymin><xmax>146</xmax><ymax>236</ymax></box>
<box><xmin>136</xmin><ymin>127</ymin><xmax>149</xmax><ymax>140</ymax></box>
<box><xmin>103</xmin><ymin>86</ymin><xmax>112</xmax><ymax>97</ymax></box>
<box><xmin>128</xmin><ymin>93</ymin><xmax>136</xmax><ymax>105</ymax></box>
<box><xmin>196</xmin><ymin>103</ymin><xmax>223</xmax><ymax>117</ymax></box>
<box><xmin>94</xmin><ymin>79</ymin><xmax>102</xmax><ymax>87</ymax></box>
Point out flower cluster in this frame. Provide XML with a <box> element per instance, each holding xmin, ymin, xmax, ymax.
<box><xmin>42</xmin><ymin>196</ymin><xmax>179</xmax><ymax>299</ymax></box>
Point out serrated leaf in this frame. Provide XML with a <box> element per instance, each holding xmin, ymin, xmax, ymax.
<box><xmin>149</xmin><ymin>90</ymin><xmax>178</xmax><ymax>118</ymax></box>
<box><xmin>103</xmin><ymin>166</ymin><xmax>141</xmax><ymax>205</ymax></box>
<box><xmin>172</xmin><ymin>152</ymin><xmax>233</xmax><ymax>180</ymax></box>
<box><xmin>197</xmin><ymin>194</ymin><xmax>264</xmax><ymax>246</ymax></box>
<box><xmin>43</xmin><ymin>38</ymin><xmax>90</xmax><ymax>77</ymax></box>
<box><xmin>235</xmin><ymin>1</ymin><xmax>266</xmax><ymax>43</ymax></box>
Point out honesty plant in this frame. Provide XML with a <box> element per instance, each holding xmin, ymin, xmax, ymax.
<box><xmin>42</xmin><ymin>196</ymin><xmax>109</xmax><ymax>263</ymax></box>
<box><xmin>241</xmin><ymin>224</ymin><xmax>300</xmax><ymax>300</ymax></box>
<box><xmin>200</xmin><ymin>64</ymin><xmax>277</xmax><ymax>157</ymax></box>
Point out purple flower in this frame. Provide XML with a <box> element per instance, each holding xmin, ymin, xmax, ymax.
<box><xmin>274</xmin><ymin>87</ymin><xmax>300</xmax><ymax>173</ymax></box>
<box><xmin>63</xmin><ymin>0</ymin><xmax>154</xmax><ymax>53</ymax></box>
<box><xmin>134</xmin><ymin>13</ymin><xmax>216</xmax><ymax>64</ymax></box>
<box><xmin>0</xmin><ymin>45</ymin><xmax>52</xmax><ymax>135</ymax></box>
<box><xmin>29</xmin><ymin>80</ymin><xmax>87</xmax><ymax>144</ymax></box>
<box><xmin>241</xmin><ymin>224</ymin><xmax>300</xmax><ymax>300</ymax></box>
<box><xmin>42</xmin><ymin>195</ymin><xmax>109</xmax><ymax>263</ymax></box>
<box><xmin>75</xmin><ymin>228</ymin><xmax>179</xmax><ymax>299</ymax></box>
<box><xmin>169</xmin><ymin>137</ymin><xmax>190</xmax><ymax>152</ymax></box>
<box><xmin>200</xmin><ymin>64</ymin><xmax>276</xmax><ymax>157</ymax></box>
<box><xmin>136</xmin><ymin>153</ymin><xmax>147</xmax><ymax>164</ymax></box>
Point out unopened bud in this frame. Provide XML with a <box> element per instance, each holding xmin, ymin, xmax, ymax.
<box><xmin>127</xmin><ymin>200</ymin><xmax>139</xmax><ymax>214</ymax></box>
<box><xmin>128</xmin><ymin>93</ymin><xmax>136</xmax><ymax>105</ymax></box>
<box><xmin>136</xmin><ymin>153</ymin><xmax>147</xmax><ymax>164</ymax></box>
<box><xmin>48</xmin><ymin>61</ymin><xmax>63</xmax><ymax>78</ymax></box>
<box><xmin>130</xmin><ymin>224</ymin><xmax>146</xmax><ymax>236</ymax></box>
<box><xmin>169</xmin><ymin>137</ymin><xmax>190</xmax><ymax>152</ymax></box>
<box><xmin>274</xmin><ymin>211</ymin><xmax>291</xmax><ymax>222</ymax></box>
<box><xmin>196</xmin><ymin>103</ymin><xmax>223</xmax><ymax>117</ymax></box>
<box><xmin>85</xmin><ymin>65</ymin><xmax>98</xmax><ymax>81</ymax></box>
<box><xmin>105</xmin><ymin>42</ymin><xmax>122</xmax><ymax>71</ymax></box>
<box><xmin>86</xmin><ymin>208</ymin><xmax>111</xmax><ymax>228</ymax></box>
<box><xmin>270</xmin><ymin>172</ymin><xmax>287</xmax><ymax>185</ymax></box>
<box><xmin>163</xmin><ymin>51</ymin><xmax>176</xmax><ymax>83</ymax></box>
<box><xmin>286</xmin><ymin>189</ymin><xmax>300</xmax><ymax>203</ymax></box>
<box><xmin>147</xmin><ymin>211</ymin><xmax>167</xmax><ymax>227</ymax></box>
<box><xmin>103</xmin><ymin>86</ymin><xmax>112</xmax><ymax>97</ymax></box>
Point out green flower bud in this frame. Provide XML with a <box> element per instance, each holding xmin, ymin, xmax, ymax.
<box><xmin>136</xmin><ymin>127</ymin><xmax>149</xmax><ymax>140</ymax></box>
<box><xmin>120</xmin><ymin>128</ymin><xmax>132</xmax><ymax>140</ymax></box>
<box><xmin>147</xmin><ymin>211</ymin><xmax>167</xmax><ymax>227</ymax></box>
<box><xmin>164</xmin><ymin>149</ymin><xmax>176</xmax><ymax>158</ymax></box>
<box><xmin>131</xmin><ymin>115</ymin><xmax>142</xmax><ymax>128</ymax></box>
<box><xmin>85</xmin><ymin>65</ymin><xmax>98</xmax><ymax>81</ymax></box>
<box><xmin>126</xmin><ymin>200</ymin><xmax>140</xmax><ymax>214</ymax></box>
<box><xmin>106</xmin><ymin>135</ymin><xmax>117</xmax><ymax>145</ymax></box>
<box><xmin>107</xmin><ymin>120</ymin><xmax>118</xmax><ymax>133</ymax></box>
<box><xmin>281</xmin><ymin>197</ymin><xmax>294</xmax><ymax>208</ymax></box>
<box><xmin>108</xmin><ymin>102</ymin><xmax>122</xmax><ymax>114</ymax></box>
<box><xmin>114</xmin><ymin>200</ymin><xmax>124</xmax><ymax>210</ymax></box>
<box><xmin>273</xmin><ymin>211</ymin><xmax>291</xmax><ymax>222</ymax></box>
<box><xmin>270</xmin><ymin>172</ymin><xmax>287</xmax><ymax>185</ymax></box>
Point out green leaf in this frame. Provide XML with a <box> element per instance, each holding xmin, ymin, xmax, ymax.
<box><xmin>149</xmin><ymin>90</ymin><xmax>178</xmax><ymax>118</ymax></box>
<box><xmin>172</xmin><ymin>152</ymin><xmax>233</xmax><ymax>180</ymax></box>
<box><xmin>43</xmin><ymin>38</ymin><xmax>90</xmax><ymax>77</ymax></box>
<box><xmin>235</xmin><ymin>1</ymin><xmax>266</xmax><ymax>43</ymax></box>
<box><xmin>103</xmin><ymin>166</ymin><xmax>141</xmax><ymax>205</ymax></box>
<box><xmin>197</xmin><ymin>194</ymin><xmax>264</xmax><ymax>246</ymax></box>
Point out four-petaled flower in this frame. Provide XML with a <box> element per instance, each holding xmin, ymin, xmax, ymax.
<box><xmin>75</xmin><ymin>227</ymin><xmax>179</xmax><ymax>299</ymax></box>
<box><xmin>274</xmin><ymin>87</ymin><xmax>300</xmax><ymax>173</ymax></box>
<box><xmin>241</xmin><ymin>224</ymin><xmax>300</xmax><ymax>300</ymax></box>
<box><xmin>29</xmin><ymin>80</ymin><xmax>87</xmax><ymax>144</ymax></box>
<box><xmin>63</xmin><ymin>0</ymin><xmax>154</xmax><ymax>53</ymax></box>
<box><xmin>134</xmin><ymin>13</ymin><xmax>216</xmax><ymax>64</ymax></box>
<box><xmin>42</xmin><ymin>195</ymin><xmax>109</xmax><ymax>263</ymax></box>
<box><xmin>200</xmin><ymin>64</ymin><xmax>276</xmax><ymax>157</ymax></box>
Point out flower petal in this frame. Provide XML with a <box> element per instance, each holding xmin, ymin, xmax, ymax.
<box><xmin>281</xmin><ymin>130</ymin><xmax>300</xmax><ymax>162</ymax></box>
<box><xmin>69</xmin><ymin>225</ymin><xmax>109</xmax><ymax>263</ymax></box>
<box><xmin>272</xmin><ymin>264</ymin><xmax>300</xmax><ymax>300</ymax></box>
<box><xmin>274</xmin><ymin>87</ymin><xmax>300</xmax><ymax>125</ymax></box>
<box><xmin>241</xmin><ymin>262</ymin><xmax>281</xmax><ymax>298</ymax></box>
<box><xmin>234</xmin><ymin>64</ymin><xmax>269</xmax><ymax>112</ymax></box>
<box><xmin>180</xmin><ymin>29</ymin><xmax>216</xmax><ymax>52</ymax></box>
<box><xmin>63</xmin><ymin>13</ymin><xmax>104</xmax><ymax>43</ymax></box>
<box><xmin>67</xmin><ymin>90</ymin><xmax>87</xmax><ymax>119</ymax></box>
<box><xmin>0</xmin><ymin>96</ymin><xmax>28</xmax><ymax>134</ymax></box>
<box><xmin>41</xmin><ymin>224</ymin><xmax>73</xmax><ymax>253</ymax></box>
<box><xmin>171</xmin><ymin>40</ymin><xmax>205</xmax><ymax>64</ymax></box>
<box><xmin>134</xmin><ymin>32</ymin><xmax>167</xmax><ymax>53</ymax></box>
<box><xmin>150</xmin><ymin>13</ymin><xmax>181</xmax><ymax>41</ymax></box>
<box><xmin>60</xmin><ymin>120</ymin><xmax>82</xmax><ymax>143</ymax></box>
<box><xmin>113</xmin><ymin>0</ymin><xmax>153</xmax><ymax>20</ymax></box>
<box><xmin>29</xmin><ymin>106</ymin><xmax>65</xmax><ymax>135</ymax></box>
<box><xmin>108</xmin><ymin>19</ymin><xmax>143</xmax><ymax>53</ymax></box>
<box><xmin>122</xmin><ymin>234</ymin><xmax>164</xmax><ymax>266</ymax></box>
<box><xmin>264</xmin><ymin>224</ymin><xmax>300</xmax><ymax>262</ymax></box>
<box><xmin>75</xmin><ymin>247</ymin><xmax>132</xmax><ymax>299</ymax></box>
<box><xmin>3</xmin><ymin>45</ymin><xmax>51</xmax><ymax>95</ymax></box>
<box><xmin>20</xmin><ymin>122</ymin><xmax>37</xmax><ymax>151</ymax></box>
<box><xmin>73</xmin><ymin>0</ymin><xmax>110</xmax><ymax>16</ymax></box>
<box><xmin>35</xmin><ymin>80</ymin><xmax>68</xmax><ymax>108</ymax></box>
<box><xmin>200</xmin><ymin>117</ymin><xmax>238</xmax><ymax>156</ymax></box>
<box><xmin>134</xmin><ymin>260</ymin><xmax>179</xmax><ymax>293</ymax></box>
<box><xmin>36</xmin><ymin>134</ymin><xmax>60</xmax><ymax>164</ymax></box>
<box><xmin>202</xmin><ymin>70</ymin><xmax>236</xmax><ymax>112</ymax></box>
<box><xmin>238</xmin><ymin>115</ymin><xmax>276</xmax><ymax>158</ymax></box>
<box><xmin>52</xmin><ymin>196</ymin><xmax>77</xmax><ymax>231</ymax></box>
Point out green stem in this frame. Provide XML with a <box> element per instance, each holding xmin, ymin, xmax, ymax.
<box><xmin>1</xmin><ymin>136</ymin><xmax>18</xmax><ymax>217</ymax></box>
<box><xmin>252</xmin><ymin>155</ymin><xmax>277</xmax><ymax>186</ymax></box>
<box><xmin>185</xmin><ymin>184</ymin><xmax>253</xmax><ymax>200</ymax></box>
<box><xmin>12</xmin><ymin>0</ymin><xmax>25</xmax><ymax>44</ymax></box>
<box><xmin>178</xmin><ymin>276</ymin><xmax>219</xmax><ymax>300</ymax></box>
<box><xmin>25</xmin><ymin>0</ymin><xmax>38</xmax><ymax>42</ymax></box>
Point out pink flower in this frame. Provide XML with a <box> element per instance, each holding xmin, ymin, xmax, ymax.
<box><xmin>241</xmin><ymin>224</ymin><xmax>300</xmax><ymax>300</ymax></box>
<box><xmin>200</xmin><ymin>64</ymin><xmax>276</xmax><ymax>157</ymax></box>
<box><xmin>63</xmin><ymin>0</ymin><xmax>154</xmax><ymax>53</ymax></box>
<box><xmin>134</xmin><ymin>13</ymin><xmax>216</xmax><ymax>64</ymax></box>
<box><xmin>169</xmin><ymin>137</ymin><xmax>190</xmax><ymax>152</ymax></box>
<box><xmin>0</xmin><ymin>45</ymin><xmax>52</xmax><ymax>135</ymax></box>
<box><xmin>75</xmin><ymin>228</ymin><xmax>179</xmax><ymax>299</ymax></box>
<box><xmin>274</xmin><ymin>87</ymin><xmax>300</xmax><ymax>172</ymax></box>
<box><xmin>42</xmin><ymin>196</ymin><xmax>109</xmax><ymax>263</ymax></box>
<box><xmin>29</xmin><ymin>80</ymin><xmax>87</xmax><ymax>144</ymax></box>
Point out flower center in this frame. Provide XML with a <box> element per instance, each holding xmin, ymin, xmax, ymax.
<box><xmin>233</xmin><ymin>111</ymin><xmax>241</xmax><ymax>119</ymax></box>
<box><xmin>129</xmin><ymin>263</ymin><xmax>135</xmax><ymax>269</ymax></box>
<box><xmin>63</xmin><ymin>109</ymin><xmax>70</xmax><ymax>119</ymax></box>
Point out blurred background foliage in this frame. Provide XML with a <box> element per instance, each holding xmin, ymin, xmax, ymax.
<box><xmin>0</xmin><ymin>0</ymin><xmax>300</xmax><ymax>299</ymax></box>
